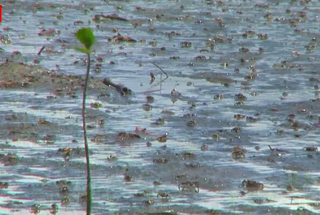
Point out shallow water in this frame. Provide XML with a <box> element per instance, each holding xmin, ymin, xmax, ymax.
<box><xmin>1</xmin><ymin>0</ymin><xmax>320</xmax><ymax>214</ymax></box>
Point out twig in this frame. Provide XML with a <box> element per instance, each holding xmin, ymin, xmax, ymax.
<box><xmin>139</xmin><ymin>63</ymin><xmax>169</xmax><ymax>94</ymax></box>
<box><xmin>268</xmin><ymin>145</ymin><xmax>290</xmax><ymax>153</ymax></box>
<box><xmin>37</xmin><ymin>45</ymin><xmax>45</xmax><ymax>55</ymax></box>
<box><xmin>151</xmin><ymin>63</ymin><xmax>169</xmax><ymax>92</ymax></box>
<box><xmin>149</xmin><ymin>72</ymin><xmax>155</xmax><ymax>85</ymax></box>
<box><xmin>152</xmin><ymin>63</ymin><xmax>169</xmax><ymax>79</ymax></box>
<box><xmin>160</xmin><ymin>69</ymin><xmax>162</xmax><ymax>92</ymax></box>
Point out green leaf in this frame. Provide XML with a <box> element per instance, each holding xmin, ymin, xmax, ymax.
<box><xmin>76</xmin><ymin>28</ymin><xmax>95</xmax><ymax>51</ymax></box>
<box><xmin>75</xmin><ymin>46</ymin><xmax>90</xmax><ymax>54</ymax></box>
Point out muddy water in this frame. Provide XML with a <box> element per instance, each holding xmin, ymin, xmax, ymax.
<box><xmin>1</xmin><ymin>0</ymin><xmax>320</xmax><ymax>214</ymax></box>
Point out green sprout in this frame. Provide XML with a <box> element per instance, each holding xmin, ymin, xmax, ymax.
<box><xmin>76</xmin><ymin>27</ymin><xmax>95</xmax><ymax>215</ymax></box>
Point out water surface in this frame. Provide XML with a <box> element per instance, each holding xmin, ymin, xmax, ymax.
<box><xmin>0</xmin><ymin>0</ymin><xmax>320</xmax><ymax>214</ymax></box>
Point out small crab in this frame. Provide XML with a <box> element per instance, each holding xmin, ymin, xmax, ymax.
<box><xmin>201</xmin><ymin>144</ymin><xmax>209</xmax><ymax>151</ymax></box>
<box><xmin>153</xmin><ymin>158</ymin><xmax>169</xmax><ymax>164</ymax></box>
<box><xmin>3</xmin><ymin>153</ymin><xmax>18</xmax><ymax>165</ymax></box>
<box><xmin>153</xmin><ymin>181</ymin><xmax>161</xmax><ymax>186</ymax></box>
<box><xmin>157</xmin><ymin>192</ymin><xmax>170</xmax><ymax>199</ymax></box>
<box><xmin>124</xmin><ymin>174</ymin><xmax>132</xmax><ymax>182</ymax></box>
<box><xmin>61</xmin><ymin>197</ymin><xmax>70</xmax><ymax>205</ymax></box>
<box><xmin>133</xmin><ymin>192</ymin><xmax>145</xmax><ymax>198</ymax></box>
<box><xmin>178</xmin><ymin>181</ymin><xmax>200</xmax><ymax>193</ymax></box>
<box><xmin>214</xmin><ymin>94</ymin><xmax>223</xmax><ymax>100</ymax></box>
<box><xmin>56</xmin><ymin>180</ymin><xmax>72</xmax><ymax>186</ymax></box>
<box><xmin>142</xmin><ymin>103</ymin><xmax>152</xmax><ymax>111</ymax></box>
<box><xmin>232</xmin><ymin>146</ymin><xmax>246</xmax><ymax>159</ymax></box>
<box><xmin>212</xmin><ymin>133</ymin><xmax>220</xmax><ymax>141</ymax></box>
<box><xmin>181</xmin><ymin>152</ymin><xmax>196</xmax><ymax>159</ymax></box>
<box><xmin>187</xmin><ymin>120</ymin><xmax>197</xmax><ymax>127</ymax></box>
<box><xmin>154</xmin><ymin>117</ymin><xmax>165</xmax><ymax>125</ymax></box>
<box><xmin>231</xmin><ymin>127</ymin><xmax>242</xmax><ymax>133</ymax></box>
<box><xmin>185</xmin><ymin>162</ymin><xmax>201</xmax><ymax>168</ymax></box>
<box><xmin>181</xmin><ymin>41</ymin><xmax>192</xmax><ymax>48</ymax></box>
<box><xmin>146</xmin><ymin>95</ymin><xmax>154</xmax><ymax>103</ymax></box>
<box><xmin>242</xmin><ymin>180</ymin><xmax>264</xmax><ymax>191</ymax></box>
<box><xmin>235</xmin><ymin>93</ymin><xmax>247</xmax><ymax>101</ymax></box>
<box><xmin>304</xmin><ymin>147</ymin><xmax>318</xmax><ymax>151</ymax></box>
<box><xmin>117</xmin><ymin>132</ymin><xmax>140</xmax><ymax>141</ymax></box>
<box><xmin>31</xmin><ymin>204</ymin><xmax>41</xmax><ymax>214</ymax></box>
<box><xmin>242</xmin><ymin>30</ymin><xmax>256</xmax><ymax>38</ymax></box>
<box><xmin>246</xmin><ymin>116</ymin><xmax>258</xmax><ymax>123</ymax></box>
<box><xmin>38</xmin><ymin>118</ymin><xmax>50</xmax><ymax>125</ymax></box>
<box><xmin>174</xmin><ymin>174</ymin><xmax>187</xmax><ymax>180</ymax></box>
<box><xmin>50</xmin><ymin>203</ymin><xmax>58</xmax><ymax>214</ymax></box>
<box><xmin>234</xmin><ymin>114</ymin><xmax>246</xmax><ymax>120</ymax></box>
<box><xmin>144</xmin><ymin>199</ymin><xmax>155</xmax><ymax>205</ymax></box>
<box><xmin>156</xmin><ymin>133</ymin><xmax>168</xmax><ymax>142</ymax></box>
<box><xmin>59</xmin><ymin>186</ymin><xmax>69</xmax><ymax>194</ymax></box>
<box><xmin>0</xmin><ymin>182</ymin><xmax>8</xmax><ymax>189</ymax></box>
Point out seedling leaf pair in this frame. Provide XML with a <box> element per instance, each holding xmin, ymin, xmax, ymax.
<box><xmin>76</xmin><ymin>28</ymin><xmax>95</xmax><ymax>53</ymax></box>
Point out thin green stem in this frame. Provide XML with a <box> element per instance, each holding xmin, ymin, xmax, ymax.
<box><xmin>82</xmin><ymin>53</ymin><xmax>92</xmax><ymax>215</ymax></box>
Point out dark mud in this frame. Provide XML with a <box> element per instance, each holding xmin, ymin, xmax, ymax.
<box><xmin>1</xmin><ymin>0</ymin><xmax>320</xmax><ymax>214</ymax></box>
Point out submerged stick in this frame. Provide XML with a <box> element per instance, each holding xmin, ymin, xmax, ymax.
<box><xmin>151</xmin><ymin>63</ymin><xmax>169</xmax><ymax>92</ymax></box>
<box><xmin>37</xmin><ymin>45</ymin><xmax>45</xmax><ymax>55</ymax></box>
<box><xmin>139</xmin><ymin>63</ymin><xmax>170</xmax><ymax>94</ymax></box>
<box><xmin>152</xmin><ymin>63</ymin><xmax>169</xmax><ymax>79</ymax></box>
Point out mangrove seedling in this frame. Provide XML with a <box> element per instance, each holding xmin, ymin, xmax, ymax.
<box><xmin>75</xmin><ymin>27</ymin><xmax>95</xmax><ymax>215</ymax></box>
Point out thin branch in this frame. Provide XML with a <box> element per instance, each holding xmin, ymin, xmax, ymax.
<box><xmin>152</xmin><ymin>63</ymin><xmax>169</xmax><ymax>79</ymax></box>
<box><xmin>151</xmin><ymin>63</ymin><xmax>169</xmax><ymax>92</ymax></box>
<box><xmin>37</xmin><ymin>46</ymin><xmax>45</xmax><ymax>56</ymax></box>
<box><xmin>139</xmin><ymin>63</ymin><xmax>170</xmax><ymax>94</ymax></box>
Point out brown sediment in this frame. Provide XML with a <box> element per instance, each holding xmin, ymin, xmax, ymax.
<box><xmin>0</xmin><ymin>62</ymin><xmax>131</xmax><ymax>96</ymax></box>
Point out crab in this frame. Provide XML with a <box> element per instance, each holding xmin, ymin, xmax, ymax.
<box><xmin>178</xmin><ymin>181</ymin><xmax>200</xmax><ymax>193</ymax></box>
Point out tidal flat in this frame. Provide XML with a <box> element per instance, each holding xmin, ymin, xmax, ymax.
<box><xmin>0</xmin><ymin>0</ymin><xmax>320</xmax><ymax>214</ymax></box>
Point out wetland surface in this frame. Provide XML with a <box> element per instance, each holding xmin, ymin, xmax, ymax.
<box><xmin>0</xmin><ymin>0</ymin><xmax>320</xmax><ymax>214</ymax></box>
